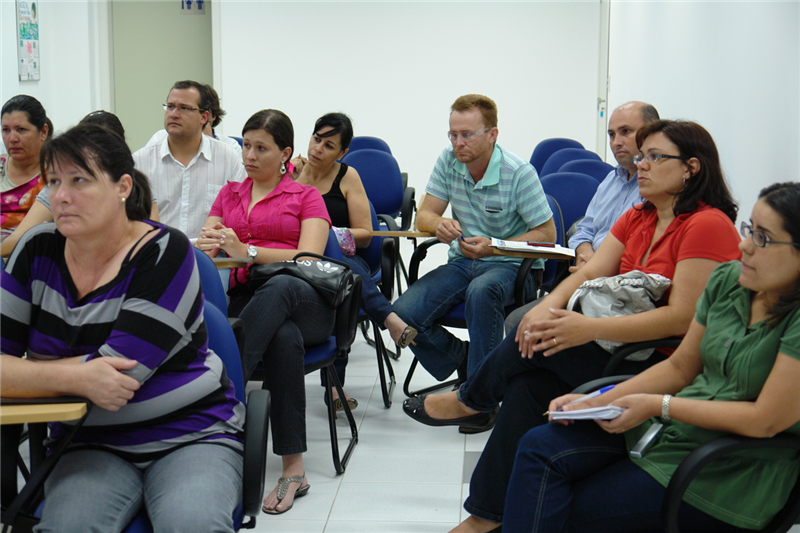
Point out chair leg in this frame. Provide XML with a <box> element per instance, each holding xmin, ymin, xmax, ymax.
<box><xmin>402</xmin><ymin>357</ymin><xmax>461</xmax><ymax>398</ymax></box>
<box><xmin>324</xmin><ymin>366</ymin><xmax>358</xmax><ymax>475</ymax></box>
<box><xmin>372</xmin><ymin>322</ymin><xmax>396</xmax><ymax>408</ymax></box>
<box><xmin>359</xmin><ymin>321</ymin><xmax>376</xmax><ymax>348</ymax></box>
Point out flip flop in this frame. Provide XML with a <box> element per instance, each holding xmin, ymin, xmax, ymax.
<box><xmin>396</xmin><ymin>326</ymin><xmax>418</xmax><ymax>349</ymax></box>
<box><xmin>262</xmin><ymin>473</ymin><xmax>310</xmax><ymax>515</ymax></box>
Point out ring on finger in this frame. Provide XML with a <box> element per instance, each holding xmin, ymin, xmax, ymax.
<box><xmin>552</xmin><ymin>337</ymin><xmax>558</xmax><ymax>347</ymax></box>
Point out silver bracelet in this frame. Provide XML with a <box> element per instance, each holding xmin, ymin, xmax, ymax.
<box><xmin>661</xmin><ymin>394</ymin><xmax>672</xmax><ymax>421</ymax></box>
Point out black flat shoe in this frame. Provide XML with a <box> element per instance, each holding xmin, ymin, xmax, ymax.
<box><xmin>459</xmin><ymin>405</ymin><xmax>499</xmax><ymax>434</ymax></box>
<box><xmin>403</xmin><ymin>395</ymin><xmax>494</xmax><ymax>430</ymax></box>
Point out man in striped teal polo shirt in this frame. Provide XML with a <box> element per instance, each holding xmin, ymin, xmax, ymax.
<box><xmin>395</xmin><ymin>94</ymin><xmax>555</xmax><ymax>408</ymax></box>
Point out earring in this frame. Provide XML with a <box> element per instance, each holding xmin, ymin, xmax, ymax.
<box><xmin>121</xmin><ymin>197</ymin><xmax>126</xmax><ymax>202</ymax></box>
<box><xmin>280</xmin><ymin>162</ymin><xmax>287</xmax><ymax>174</ymax></box>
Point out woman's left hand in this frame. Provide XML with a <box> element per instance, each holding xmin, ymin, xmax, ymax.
<box><xmin>597</xmin><ymin>394</ymin><xmax>661</xmax><ymax>434</ymax></box>
<box><xmin>528</xmin><ymin>308</ymin><xmax>598</xmax><ymax>357</ymax></box>
<box><xmin>203</xmin><ymin>222</ymin><xmax>247</xmax><ymax>259</ymax></box>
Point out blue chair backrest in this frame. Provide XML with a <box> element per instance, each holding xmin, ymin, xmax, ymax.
<box><xmin>324</xmin><ymin>229</ymin><xmax>343</xmax><ymax>260</ymax></box>
<box><xmin>341</xmin><ymin>149</ymin><xmax>404</xmax><ymax>218</ymax></box>
<box><xmin>558</xmin><ymin>159</ymin><xmax>614</xmax><ymax>184</ymax></box>
<box><xmin>229</xmin><ymin>136</ymin><xmax>243</xmax><ymax>147</ymax></box>
<box><xmin>348</xmin><ymin>136</ymin><xmax>392</xmax><ymax>154</ymax></box>
<box><xmin>204</xmin><ymin>303</ymin><xmax>245</xmax><ymax>405</ymax></box>
<box><xmin>540</xmin><ymin>148</ymin><xmax>602</xmax><ymax>177</ymax></box>
<box><xmin>194</xmin><ymin>247</ymin><xmax>229</xmax><ymax>314</ymax></box>
<box><xmin>530</xmin><ymin>138</ymin><xmax>584</xmax><ymax>174</ymax></box>
<box><xmin>355</xmin><ymin>201</ymin><xmax>382</xmax><ymax>278</ymax></box>
<box><xmin>540</xmin><ymin>194</ymin><xmax>565</xmax><ymax>288</ymax></box>
<box><xmin>540</xmin><ymin>172</ymin><xmax>600</xmax><ymax>233</ymax></box>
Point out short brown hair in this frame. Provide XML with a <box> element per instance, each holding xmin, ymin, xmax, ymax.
<box><xmin>451</xmin><ymin>94</ymin><xmax>498</xmax><ymax>129</ymax></box>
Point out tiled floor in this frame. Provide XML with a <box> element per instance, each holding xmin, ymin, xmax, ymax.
<box><xmin>248</xmin><ymin>325</ymin><xmax>483</xmax><ymax>533</ymax></box>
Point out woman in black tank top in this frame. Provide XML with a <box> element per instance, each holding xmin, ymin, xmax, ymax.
<box><xmin>292</xmin><ymin>113</ymin><xmax>418</xmax><ymax>403</ymax></box>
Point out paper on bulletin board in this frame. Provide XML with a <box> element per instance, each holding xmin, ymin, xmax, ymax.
<box><xmin>16</xmin><ymin>0</ymin><xmax>40</xmax><ymax>81</ymax></box>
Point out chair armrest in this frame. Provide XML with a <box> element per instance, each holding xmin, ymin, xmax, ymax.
<box><xmin>242</xmin><ymin>389</ymin><xmax>270</xmax><ymax>517</ymax></box>
<box><xmin>408</xmin><ymin>238</ymin><xmax>445</xmax><ymax>284</ymax></box>
<box><xmin>401</xmin><ymin>172</ymin><xmax>408</xmax><ymax>190</ymax></box>
<box><xmin>400</xmin><ymin>187</ymin><xmax>416</xmax><ymax>232</ymax></box>
<box><xmin>377</xmin><ymin>214</ymin><xmax>399</xmax><ymax>232</ymax></box>
<box><xmin>380</xmin><ymin>237</ymin><xmax>396</xmax><ymax>300</ymax></box>
<box><xmin>602</xmin><ymin>337</ymin><xmax>683</xmax><ymax>377</ymax></box>
<box><xmin>663</xmin><ymin>433</ymin><xmax>800</xmax><ymax>533</ymax></box>
<box><xmin>335</xmin><ymin>276</ymin><xmax>363</xmax><ymax>351</ymax></box>
<box><xmin>571</xmin><ymin>375</ymin><xmax>635</xmax><ymax>395</ymax></box>
<box><xmin>513</xmin><ymin>258</ymin><xmax>537</xmax><ymax>308</ymax></box>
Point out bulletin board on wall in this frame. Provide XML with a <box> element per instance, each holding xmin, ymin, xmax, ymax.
<box><xmin>16</xmin><ymin>0</ymin><xmax>40</xmax><ymax>81</ymax></box>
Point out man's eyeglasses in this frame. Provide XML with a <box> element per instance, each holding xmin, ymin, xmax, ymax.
<box><xmin>163</xmin><ymin>104</ymin><xmax>204</xmax><ymax>114</ymax></box>
<box><xmin>740</xmin><ymin>221</ymin><xmax>800</xmax><ymax>248</ymax></box>
<box><xmin>447</xmin><ymin>127</ymin><xmax>489</xmax><ymax>142</ymax></box>
<box><xmin>633</xmin><ymin>153</ymin><xmax>687</xmax><ymax>165</ymax></box>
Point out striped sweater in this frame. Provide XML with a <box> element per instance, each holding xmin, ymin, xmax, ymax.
<box><xmin>1</xmin><ymin>222</ymin><xmax>244</xmax><ymax>465</ymax></box>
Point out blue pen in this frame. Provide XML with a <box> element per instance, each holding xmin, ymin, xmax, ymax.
<box><xmin>544</xmin><ymin>384</ymin><xmax>616</xmax><ymax>416</ymax></box>
<box><xmin>460</xmin><ymin>233</ymin><xmax>476</xmax><ymax>245</ymax></box>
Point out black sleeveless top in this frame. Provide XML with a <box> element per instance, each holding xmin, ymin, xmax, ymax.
<box><xmin>322</xmin><ymin>163</ymin><xmax>350</xmax><ymax>227</ymax></box>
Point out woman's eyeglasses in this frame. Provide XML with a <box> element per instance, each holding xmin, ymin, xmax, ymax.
<box><xmin>740</xmin><ymin>221</ymin><xmax>800</xmax><ymax>248</ymax></box>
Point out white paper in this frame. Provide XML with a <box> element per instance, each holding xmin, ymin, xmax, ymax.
<box><xmin>490</xmin><ymin>237</ymin><xmax>575</xmax><ymax>258</ymax></box>
<box><xmin>550</xmin><ymin>405</ymin><xmax>625</xmax><ymax>420</ymax></box>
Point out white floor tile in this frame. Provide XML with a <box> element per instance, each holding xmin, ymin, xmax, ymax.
<box><xmin>249</xmin><ymin>518</ymin><xmax>326</xmax><ymax>533</ymax></box>
<box><xmin>330</xmin><ymin>482</ymin><xmax>463</xmax><ymax>523</ymax></box>
<box><xmin>324</xmin><ymin>521</ymin><xmax>459</xmax><ymax>532</ymax></box>
<box><xmin>344</xmin><ymin>449</ymin><xmax>463</xmax><ymax>484</ymax></box>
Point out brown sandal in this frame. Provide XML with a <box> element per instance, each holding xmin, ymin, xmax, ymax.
<box><xmin>396</xmin><ymin>326</ymin><xmax>418</xmax><ymax>348</ymax></box>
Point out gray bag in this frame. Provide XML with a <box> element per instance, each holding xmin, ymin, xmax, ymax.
<box><xmin>566</xmin><ymin>270</ymin><xmax>671</xmax><ymax>361</ymax></box>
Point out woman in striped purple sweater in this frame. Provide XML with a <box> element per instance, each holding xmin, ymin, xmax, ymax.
<box><xmin>0</xmin><ymin>124</ymin><xmax>245</xmax><ymax>533</ymax></box>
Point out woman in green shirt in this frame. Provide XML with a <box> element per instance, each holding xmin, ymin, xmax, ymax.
<box><xmin>503</xmin><ymin>182</ymin><xmax>800</xmax><ymax>532</ymax></box>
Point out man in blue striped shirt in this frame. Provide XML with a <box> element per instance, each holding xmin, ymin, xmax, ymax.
<box><xmin>395</xmin><ymin>94</ymin><xmax>555</xmax><ymax>413</ymax></box>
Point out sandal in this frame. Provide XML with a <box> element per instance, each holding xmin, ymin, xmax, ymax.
<box><xmin>262</xmin><ymin>473</ymin><xmax>310</xmax><ymax>515</ymax></box>
<box><xmin>396</xmin><ymin>326</ymin><xmax>418</xmax><ymax>349</ymax></box>
<box><xmin>332</xmin><ymin>397</ymin><xmax>359</xmax><ymax>412</ymax></box>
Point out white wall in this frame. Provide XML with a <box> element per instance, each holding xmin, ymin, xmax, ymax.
<box><xmin>0</xmin><ymin>0</ymin><xmax>111</xmax><ymax>135</ymax></box>
<box><xmin>607</xmin><ymin>1</ymin><xmax>800</xmax><ymax>225</ymax></box>
<box><xmin>214</xmin><ymin>1</ymin><xmax>604</xmax><ymax>197</ymax></box>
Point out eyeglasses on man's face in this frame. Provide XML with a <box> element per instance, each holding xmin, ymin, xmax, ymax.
<box><xmin>447</xmin><ymin>127</ymin><xmax>489</xmax><ymax>143</ymax></box>
<box><xmin>633</xmin><ymin>153</ymin><xmax>687</xmax><ymax>165</ymax></box>
<box><xmin>163</xmin><ymin>104</ymin><xmax>204</xmax><ymax>114</ymax></box>
<box><xmin>740</xmin><ymin>221</ymin><xmax>800</xmax><ymax>248</ymax></box>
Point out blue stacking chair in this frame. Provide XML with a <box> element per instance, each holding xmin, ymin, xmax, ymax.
<box><xmin>301</xmin><ymin>231</ymin><xmax>363</xmax><ymax>474</ymax></box>
<box><xmin>540</xmin><ymin>172</ymin><xmax>599</xmax><ymax>240</ymax></box>
<box><xmin>539</xmin><ymin>148</ymin><xmax>602</xmax><ymax>177</ymax></box>
<box><xmin>348</xmin><ymin>136</ymin><xmax>391</xmax><ymax>154</ymax></box>
<box><xmin>354</xmin><ymin>203</ymin><xmax>397</xmax><ymax>407</ymax></box>
<box><xmin>341</xmin><ymin>148</ymin><xmax>413</xmax><ymax>294</ymax></box>
<box><xmin>537</xmin><ymin>194</ymin><xmax>566</xmax><ymax>295</ymax></box>
<box><xmin>229</xmin><ymin>136</ymin><xmax>243</xmax><ymax>147</ymax></box>
<box><xmin>558</xmin><ymin>159</ymin><xmax>615</xmax><ymax>184</ymax></box>
<box><xmin>529</xmin><ymin>137</ymin><xmax>584</xmax><ymax>175</ymax></box>
<box><xmin>194</xmin><ymin>247</ymin><xmax>229</xmax><ymax>313</ymax></box>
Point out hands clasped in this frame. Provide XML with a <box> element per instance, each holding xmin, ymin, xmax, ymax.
<box><xmin>515</xmin><ymin>307</ymin><xmax>596</xmax><ymax>358</ymax></box>
<box><xmin>197</xmin><ymin>223</ymin><xmax>244</xmax><ymax>258</ymax></box>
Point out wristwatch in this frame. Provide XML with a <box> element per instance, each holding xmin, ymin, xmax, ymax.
<box><xmin>246</xmin><ymin>245</ymin><xmax>258</xmax><ymax>263</ymax></box>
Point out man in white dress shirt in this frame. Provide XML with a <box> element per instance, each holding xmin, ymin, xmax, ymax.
<box><xmin>133</xmin><ymin>80</ymin><xmax>245</xmax><ymax>238</ymax></box>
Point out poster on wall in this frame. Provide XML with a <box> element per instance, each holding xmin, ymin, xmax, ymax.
<box><xmin>16</xmin><ymin>0</ymin><xmax>40</xmax><ymax>81</ymax></box>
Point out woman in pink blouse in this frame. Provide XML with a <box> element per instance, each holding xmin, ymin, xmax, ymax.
<box><xmin>197</xmin><ymin>109</ymin><xmax>331</xmax><ymax>516</ymax></box>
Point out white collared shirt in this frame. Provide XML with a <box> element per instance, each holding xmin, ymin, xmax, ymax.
<box><xmin>133</xmin><ymin>134</ymin><xmax>246</xmax><ymax>238</ymax></box>
<box><xmin>145</xmin><ymin>129</ymin><xmax>242</xmax><ymax>156</ymax></box>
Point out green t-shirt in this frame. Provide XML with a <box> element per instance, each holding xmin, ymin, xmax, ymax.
<box><xmin>624</xmin><ymin>261</ymin><xmax>800</xmax><ymax>529</ymax></box>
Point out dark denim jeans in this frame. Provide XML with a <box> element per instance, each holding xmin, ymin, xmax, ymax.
<box><xmin>393</xmin><ymin>258</ymin><xmax>537</xmax><ymax>380</ymax></box>
<box><xmin>235</xmin><ymin>276</ymin><xmax>334</xmax><ymax>455</ymax></box>
<box><xmin>458</xmin><ymin>324</ymin><xmax>665</xmax><ymax>524</ymax></box>
<box><xmin>503</xmin><ymin>422</ymin><xmax>746</xmax><ymax>532</ymax></box>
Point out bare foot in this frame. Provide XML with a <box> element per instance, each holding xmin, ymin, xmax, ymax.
<box><xmin>449</xmin><ymin>515</ymin><xmax>501</xmax><ymax>533</ymax></box>
<box><xmin>263</xmin><ymin>456</ymin><xmax>308</xmax><ymax>514</ymax></box>
<box><xmin>424</xmin><ymin>391</ymin><xmax>480</xmax><ymax>420</ymax></box>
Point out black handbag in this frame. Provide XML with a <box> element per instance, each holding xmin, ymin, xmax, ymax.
<box><xmin>247</xmin><ymin>252</ymin><xmax>356</xmax><ymax>308</ymax></box>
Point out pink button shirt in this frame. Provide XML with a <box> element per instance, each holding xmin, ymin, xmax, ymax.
<box><xmin>210</xmin><ymin>173</ymin><xmax>331</xmax><ymax>285</ymax></box>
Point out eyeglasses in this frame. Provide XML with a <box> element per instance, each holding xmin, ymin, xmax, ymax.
<box><xmin>447</xmin><ymin>127</ymin><xmax>489</xmax><ymax>142</ymax></box>
<box><xmin>740</xmin><ymin>221</ymin><xmax>800</xmax><ymax>248</ymax></box>
<box><xmin>163</xmin><ymin>104</ymin><xmax>204</xmax><ymax>114</ymax></box>
<box><xmin>633</xmin><ymin>153</ymin><xmax>687</xmax><ymax>165</ymax></box>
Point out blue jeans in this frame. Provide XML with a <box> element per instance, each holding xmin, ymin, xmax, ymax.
<box><xmin>35</xmin><ymin>444</ymin><xmax>242</xmax><ymax>533</ymax></box>
<box><xmin>394</xmin><ymin>258</ymin><xmax>537</xmax><ymax>380</ymax></box>
<box><xmin>344</xmin><ymin>254</ymin><xmax>394</xmax><ymax>327</ymax></box>
<box><xmin>458</xmin><ymin>325</ymin><xmax>665</xmax><ymax>524</ymax></box>
<box><xmin>235</xmin><ymin>276</ymin><xmax>335</xmax><ymax>455</ymax></box>
<box><xmin>503</xmin><ymin>422</ymin><xmax>746</xmax><ymax>532</ymax></box>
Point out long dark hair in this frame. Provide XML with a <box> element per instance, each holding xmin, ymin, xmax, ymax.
<box><xmin>758</xmin><ymin>182</ymin><xmax>800</xmax><ymax>327</ymax></box>
<box><xmin>636</xmin><ymin>120</ymin><xmax>738</xmax><ymax>223</ymax></box>
<box><xmin>242</xmin><ymin>109</ymin><xmax>293</xmax><ymax>160</ymax></box>
<box><xmin>40</xmin><ymin>123</ymin><xmax>151</xmax><ymax>221</ymax></box>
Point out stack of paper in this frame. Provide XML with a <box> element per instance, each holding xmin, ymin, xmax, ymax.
<box><xmin>490</xmin><ymin>238</ymin><xmax>575</xmax><ymax>258</ymax></box>
<box><xmin>550</xmin><ymin>406</ymin><xmax>625</xmax><ymax>420</ymax></box>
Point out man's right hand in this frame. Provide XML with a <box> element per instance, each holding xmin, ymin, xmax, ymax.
<box><xmin>78</xmin><ymin>358</ymin><xmax>141</xmax><ymax>411</ymax></box>
<box><xmin>436</xmin><ymin>218</ymin><xmax>463</xmax><ymax>244</ymax></box>
<box><xmin>568</xmin><ymin>242</ymin><xmax>595</xmax><ymax>273</ymax></box>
